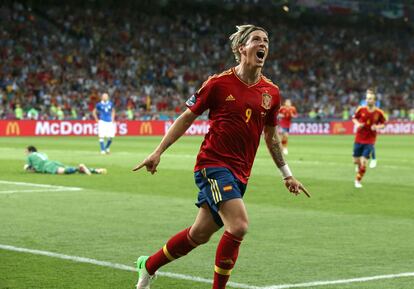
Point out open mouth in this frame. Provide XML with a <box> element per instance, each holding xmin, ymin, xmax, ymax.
<box><xmin>256</xmin><ymin>50</ymin><xmax>265</xmax><ymax>60</ymax></box>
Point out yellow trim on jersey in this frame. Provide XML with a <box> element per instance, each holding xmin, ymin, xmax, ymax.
<box><xmin>232</xmin><ymin>67</ymin><xmax>261</xmax><ymax>88</ymax></box>
<box><xmin>163</xmin><ymin>245</ymin><xmax>175</xmax><ymax>261</ymax></box>
<box><xmin>355</xmin><ymin>106</ymin><xmax>364</xmax><ymax>114</ymax></box>
<box><xmin>261</xmin><ymin>75</ymin><xmax>280</xmax><ymax>90</ymax></box>
<box><xmin>215</xmin><ymin>265</ymin><xmax>232</xmax><ymax>276</ymax></box>
<box><xmin>217</xmin><ymin>68</ymin><xmax>233</xmax><ymax>77</ymax></box>
<box><xmin>197</xmin><ymin>69</ymin><xmax>233</xmax><ymax>94</ymax></box>
<box><xmin>375</xmin><ymin>108</ymin><xmax>386</xmax><ymax>119</ymax></box>
<box><xmin>201</xmin><ymin>168</ymin><xmax>207</xmax><ymax>178</ymax></box>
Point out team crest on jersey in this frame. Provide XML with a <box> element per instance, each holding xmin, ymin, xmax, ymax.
<box><xmin>186</xmin><ymin>95</ymin><xmax>197</xmax><ymax>106</ymax></box>
<box><xmin>261</xmin><ymin>93</ymin><xmax>272</xmax><ymax>109</ymax></box>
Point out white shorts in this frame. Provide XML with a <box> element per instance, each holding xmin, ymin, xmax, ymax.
<box><xmin>98</xmin><ymin>120</ymin><xmax>116</xmax><ymax>138</ymax></box>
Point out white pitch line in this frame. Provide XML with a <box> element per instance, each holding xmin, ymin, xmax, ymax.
<box><xmin>0</xmin><ymin>180</ymin><xmax>82</xmax><ymax>194</ymax></box>
<box><xmin>261</xmin><ymin>272</ymin><xmax>414</xmax><ymax>289</ymax></box>
<box><xmin>1</xmin><ymin>244</ymin><xmax>413</xmax><ymax>289</ymax></box>
<box><xmin>0</xmin><ymin>244</ymin><xmax>258</xmax><ymax>289</ymax></box>
<box><xmin>0</xmin><ymin>189</ymin><xmax>81</xmax><ymax>194</ymax></box>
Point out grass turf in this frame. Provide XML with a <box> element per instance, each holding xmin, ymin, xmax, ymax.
<box><xmin>0</xmin><ymin>135</ymin><xmax>413</xmax><ymax>289</ymax></box>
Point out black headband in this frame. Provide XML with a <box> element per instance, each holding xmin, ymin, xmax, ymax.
<box><xmin>239</xmin><ymin>26</ymin><xmax>267</xmax><ymax>45</ymax></box>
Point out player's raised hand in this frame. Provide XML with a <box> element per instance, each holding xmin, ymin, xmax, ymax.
<box><xmin>283</xmin><ymin>176</ymin><xmax>311</xmax><ymax>198</ymax></box>
<box><xmin>132</xmin><ymin>152</ymin><xmax>161</xmax><ymax>174</ymax></box>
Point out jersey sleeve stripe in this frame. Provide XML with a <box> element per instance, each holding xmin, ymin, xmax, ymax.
<box><xmin>261</xmin><ymin>75</ymin><xmax>279</xmax><ymax>90</ymax></box>
<box><xmin>196</xmin><ymin>69</ymin><xmax>233</xmax><ymax>94</ymax></box>
<box><xmin>355</xmin><ymin>106</ymin><xmax>363</xmax><ymax>114</ymax></box>
<box><xmin>376</xmin><ymin>108</ymin><xmax>386</xmax><ymax>117</ymax></box>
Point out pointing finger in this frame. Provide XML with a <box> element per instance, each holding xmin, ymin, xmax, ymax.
<box><xmin>132</xmin><ymin>161</ymin><xmax>146</xmax><ymax>171</ymax></box>
<box><xmin>300</xmin><ymin>185</ymin><xmax>311</xmax><ymax>198</ymax></box>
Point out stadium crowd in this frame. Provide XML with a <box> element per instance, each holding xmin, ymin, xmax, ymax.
<box><xmin>1</xmin><ymin>2</ymin><xmax>413</xmax><ymax>121</ymax></box>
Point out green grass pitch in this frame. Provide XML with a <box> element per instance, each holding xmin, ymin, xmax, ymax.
<box><xmin>0</xmin><ymin>135</ymin><xmax>413</xmax><ymax>289</ymax></box>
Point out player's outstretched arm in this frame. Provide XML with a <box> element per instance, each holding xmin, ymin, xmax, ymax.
<box><xmin>132</xmin><ymin>109</ymin><xmax>198</xmax><ymax>174</ymax></box>
<box><xmin>263</xmin><ymin>125</ymin><xmax>310</xmax><ymax>197</ymax></box>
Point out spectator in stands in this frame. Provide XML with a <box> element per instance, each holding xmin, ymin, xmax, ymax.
<box><xmin>27</xmin><ymin>107</ymin><xmax>39</xmax><ymax>120</ymax></box>
<box><xmin>0</xmin><ymin>3</ymin><xmax>412</xmax><ymax>121</ymax></box>
<box><xmin>409</xmin><ymin>109</ymin><xmax>414</xmax><ymax>121</ymax></box>
<box><xmin>14</xmin><ymin>104</ymin><xmax>23</xmax><ymax>120</ymax></box>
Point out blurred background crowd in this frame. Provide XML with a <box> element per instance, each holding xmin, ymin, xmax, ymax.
<box><xmin>1</xmin><ymin>0</ymin><xmax>413</xmax><ymax>121</ymax></box>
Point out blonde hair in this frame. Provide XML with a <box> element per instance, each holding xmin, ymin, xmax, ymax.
<box><xmin>366</xmin><ymin>87</ymin><xmax>377</xmax><ymax>99</ymax></box>
<box><xmin>229</xmin><ymin>24</ymin><xmax>268</xmax><ymax>63</ymax></box>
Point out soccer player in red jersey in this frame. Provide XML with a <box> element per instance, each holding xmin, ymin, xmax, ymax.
<box><xmin>132</xmin><ymin>25</ymin><xmax>310</xmax><ymax>289</ymax></box>
<box><xmin>278</xmin><ymin>99</ymin><xmax>297</xmax><ymax>155</ymax></box>
<box><xmin>352</xmin><ymin>88</ymin><xmax>386</xmax><ymax>188</ymax></box>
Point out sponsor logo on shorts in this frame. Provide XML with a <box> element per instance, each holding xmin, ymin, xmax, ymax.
<box><xmin>223</xmin><ymin>185</ymin><xmax>233</xmax><ymax>192</ymax></box>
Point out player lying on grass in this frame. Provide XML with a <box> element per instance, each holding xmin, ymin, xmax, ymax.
<box><xmin>24</xmin><ymin>146</ymin><xmax>107</xmax><ymax>175</ymax></box>
<box><xmin>133</xmin><ymin>24</ymin><xmax>310</xmax><ymax>289</ymax></box>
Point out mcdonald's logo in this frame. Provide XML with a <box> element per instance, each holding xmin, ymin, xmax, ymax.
<box><xmin>140</xmin><ymin>122</ymin><xmax>153</xmax><ymax>135</ymax></box>
<box><xmin>6</xmin><ymin>121</ymin><xmax>20</xmax><ymax>136</ymax></box>
<box><xmin>332</xmin><ymin>122</ymin><xmax>345</xmax><ymax>134</ymax></box>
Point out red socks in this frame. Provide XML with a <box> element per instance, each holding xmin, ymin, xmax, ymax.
<box><xmin>356</xmin><ymin>165</ymin><xmax>366</xmax><ymax>181</ymax></box>
<box><xmin>145</xmin><ymin>227</ymin><xmax>198</xmax><ymax>275</ymax></box>
<box><xmin>213</xmin><ymin>231</ymin><xmax>243</xmax><ymax>289</ymax></box>
<box><xmin>281</xmin><ymin>137</ymin><xmax>288</xmax><ymax>147</ymax></box>
<box><xmin>144</xmin><ymin>228</ymin><xmax>244</xmax><ymax>289</ymax></box>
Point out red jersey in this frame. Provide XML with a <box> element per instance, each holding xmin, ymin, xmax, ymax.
<box><xmin>353</xmin><ymin>106</ymin><xmax>386</xmax><ymax>144</ymax></box>
<box><xmin>278</xmin><ymin>106</ymin><xmax>297</xmax><ymax>128</ymax></box>
<box><xmin>186</xmin><ymin>68</ymin><xmax>281</xmax><ymax>184</ymax></box>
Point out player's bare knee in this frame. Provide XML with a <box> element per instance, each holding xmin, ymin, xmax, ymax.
<box><xmin>361</xmin><ymin>158</ymin><xmax>369</xmax><ymax>167</ymax></box>
<box><xmin>227</xmin><ymin>220</ymin><xmax>248</xmax><ymax>238</ymax></box>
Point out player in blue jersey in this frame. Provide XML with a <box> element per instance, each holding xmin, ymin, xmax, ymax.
<box><xmin>93</xmin><ymin>93</ymin><xmax>116</xmax><ymax>154</ymax></box>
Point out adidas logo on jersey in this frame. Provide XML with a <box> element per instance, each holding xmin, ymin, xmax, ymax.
<box><xmin>225</xmin><ymin>94</ymin><xmax>235</xmax><ymax>101</ymax></box>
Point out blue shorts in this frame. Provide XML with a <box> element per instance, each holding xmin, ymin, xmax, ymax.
<box><xmin>353</xmin><ymin>143</ymin><xmax>374</xmax><ymax>158</ymax></box>
<box><xmin>194</xmin><ymin>167</ymin><xmax>247</xmax><ymax>227</ymax></box>
<box><xmin>280</xmin><ymin>127</ymin><xmax>290</xmax><ymax>133</ymax></box>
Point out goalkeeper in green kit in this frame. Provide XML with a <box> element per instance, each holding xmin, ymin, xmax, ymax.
<box><xmin>24</xmin><ymin>146</ymin><xmax>107</xmax><ymax>175</ymax></box>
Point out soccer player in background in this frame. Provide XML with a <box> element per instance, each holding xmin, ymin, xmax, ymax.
<box><xmin>24</xmin><ymin>146</ymin><xmax>106</xmax><ymax>175</ymax></box>
<box><xmin>133</xmin><ymin>25</ymin><xmax>310</xmax><ymax>289</ymax></box>
<box><xmin>93</xmin><ymin>92</ymin><xmax>116</xmax><ymax>154</ymax></box>
<box><xmin>359</xmin><ymin>96</ymin><xmax>382</xmax><ymax>168</ymax></box>
<box><xmin>352</xmin><ymin>88</ymin><xmax>386</xmax><ymax>188</ymax></box>
<box><xmin>278</xmin><ymin>99</ymin><xmax>297</xmax><ymax>155</ymax></box>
